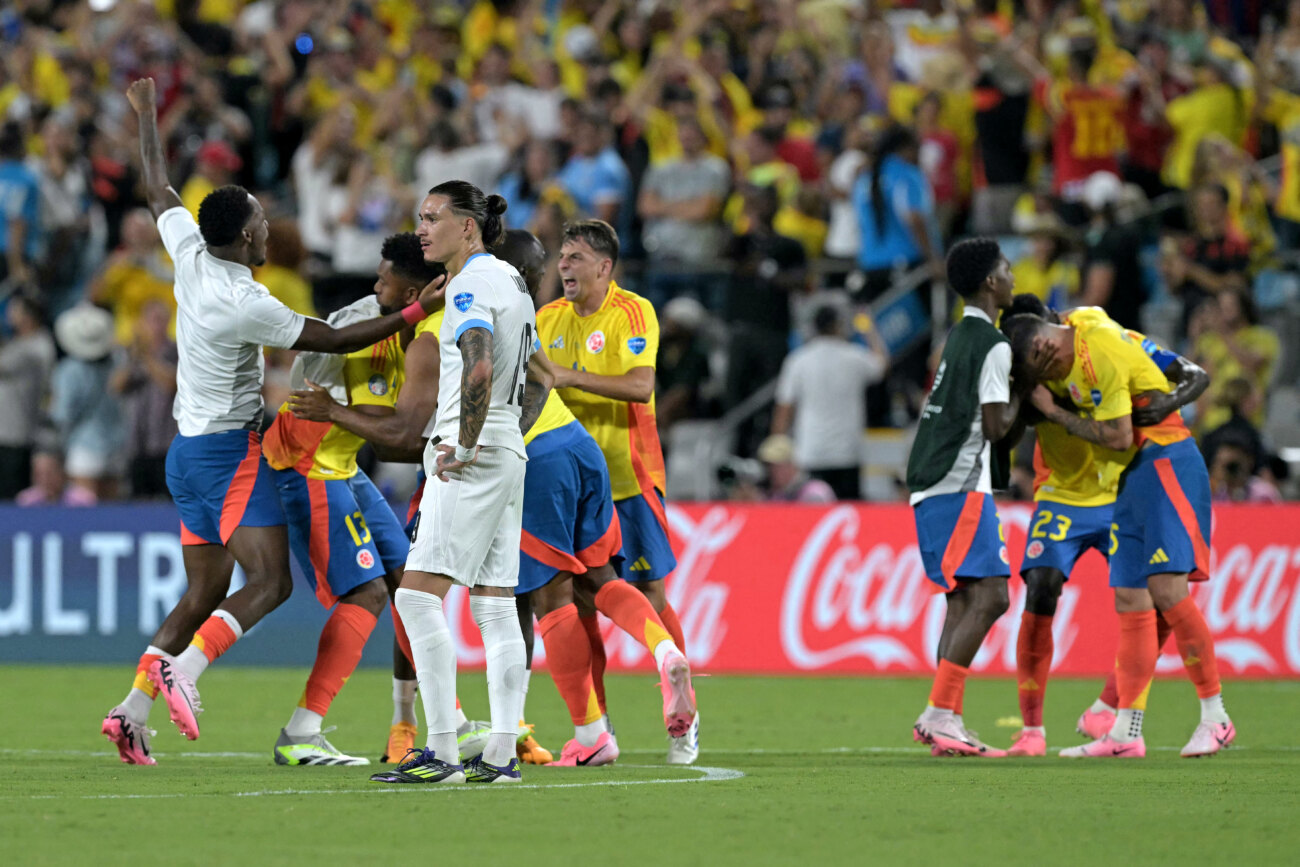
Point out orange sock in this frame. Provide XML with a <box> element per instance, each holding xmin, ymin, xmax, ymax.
<box><xmin>538</xmin><ymin>604</ymin><xmax>600</xmax><ymax>726</ymax></box>
<box><xmin>1099</xmin><ymin>611</ymin><xmax>1173</xmax><ymax>707</ymax></box>
<box><xmin>299</xmin><ymin>603</ymin><xmax>378</xmax><ymax>716</ymax></box>
<box><xmin>594</xmin><ymin>581</ymin><xmax>675</xmax><ymax>659</ymax></box>
<box><xmin>1016</xmin><ymin>612</ymin><xmax>1054</xmax><ymax>727</ymax></box>
<box><xmin>658</xmin><ymin>603</ymin><xmax>686</xmax><ymax>656</ymax></box>
<box><xmin>1115</xmin><ymin>610</ymin><xmax>1158</xmax><ymax>708</ymax></box>
<box><xmin>579</xmin><ymin>614</ymin><xmax>607</xmax><ymax>714</ymax></box>
<box><xmin>928</xmin><ymin>659</ymin><xmax>968</xmax><ymax>711</ymax></box>
<box><xmin>1161</xmin><ymin>597</ymin><xmax>1221</xmax><ymax>698</ymax></box>
<box><xmin>133</xmin><ymin>651</ymin><xmax>163</xmax><ymax>697</ymax></box>
<box><xmin>954</xmin><ymin>681</ymin><xmax>965</xmax><ymax>717</ymax></box>
<box><xmin>191</xmin><ymin>615</ymin><xmax>240</xmax><ymax>664</ymax></box>
<box><xmin>391</xmin><ymin>603</ymin><xmax>414</xmax><ymax>668</ymax></box>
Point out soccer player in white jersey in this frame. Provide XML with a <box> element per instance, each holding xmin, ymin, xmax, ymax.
<box><xmin>100</xmin><ymin>78</ymin><xmax>442</xmax><ymax>765</ymax></box>
<box><xmin>370</xmin><ymin>181</ymin><xmax>551</xmax><ymax>785</ymax></box>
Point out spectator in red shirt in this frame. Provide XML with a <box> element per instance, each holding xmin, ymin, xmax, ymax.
<box><xmin>915</xmin><ymin>91</ymin><xmax>960</xmax><ymax>238</ymax></box>
<box><xmin>757</xmin><ymin>82</ymin><xmax>821</xmax><ymax>182</ymax></box>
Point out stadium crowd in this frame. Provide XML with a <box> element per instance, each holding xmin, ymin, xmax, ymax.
<box><xmin>0</xmin><ymin>0</ymin><xmax>1296</xmax><ymax>504</ymax></box>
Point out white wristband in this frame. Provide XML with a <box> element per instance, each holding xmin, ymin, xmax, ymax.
<box><xmin>455</xmin><ymin>444</ymin><xmax>477</xmax><ymax>464</ymax></box>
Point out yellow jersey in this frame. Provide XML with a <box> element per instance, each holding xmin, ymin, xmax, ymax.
<box><xmin>536</xmin><ymin>281</ymin><xmax>666</xmax><ymax>501</ymax></box>
<box><xmin>264</xmin><ymin>304</ymin><xmax>414</xmax><ymax>480</ymax></box>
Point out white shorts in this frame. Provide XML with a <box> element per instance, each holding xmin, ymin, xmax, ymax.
<box><xmin>406</xmin><ymin>444</ymin><xmax>526</xmax><ymax>588</ymax></box>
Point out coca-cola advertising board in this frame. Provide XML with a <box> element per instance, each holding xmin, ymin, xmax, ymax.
<box><xmin>569</xmin><ymin>502</ymin><xmax>1300</xmax><ymax>678</ymax></box>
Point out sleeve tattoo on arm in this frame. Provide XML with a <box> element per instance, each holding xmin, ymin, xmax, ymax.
<box><xmin>458</xmin><ymin>327</ymin><xmax>493</xmax><ymax>448</ymax></box>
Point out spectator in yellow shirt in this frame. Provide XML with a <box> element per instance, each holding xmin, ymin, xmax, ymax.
<box><xmin>180</xmin><ymin>141</ymin><xmax>242</xmax><ymax>219</ymax></box>
<box><xmin>256</xmin><ymin>220</ymin><xmax>318</xmax><ymax>319</ymax></box>
<box><xmin>88</xmin><ymin>209</ymin><xmax>175</xmax><ymax>347</ymax></box>
<box><xmin>1190</xmin><ymin>289</ymin><xmax>1279</xmax><ymax>433</ymax></box>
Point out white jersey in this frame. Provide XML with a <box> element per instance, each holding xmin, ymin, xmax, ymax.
<box><xmin>431</xmin><ymin>252</ymin><xmax>534</xmax><ymax>458</ymax></box>
<box><xmin>158</xmin><ymin>207</ymin><xmax>307</xmax><ymax>436</ymax></box>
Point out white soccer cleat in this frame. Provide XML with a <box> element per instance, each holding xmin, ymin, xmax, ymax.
<box><xmin>1180</xmin><ymin>721</ymin><xmax>1236</xmax><ymax>757</ymax></box>
<box><xmin>457</xmin><ymin>719</ymin><xmax>491</xmax><ymax>763</ymax></box>
<box><xmin>913</xmin><ymin>713</ymin><xmax>1005</xmax><ymax>757</ymax></box>
<box><xmin>666</xmin><ymin>711</ymin><xmax>700</xmax><ymax>765</ymax></box>
<box><xmin>273</xmin><ymin>728</ymin><xmax>371</xmax><ymax>766</ymax></box>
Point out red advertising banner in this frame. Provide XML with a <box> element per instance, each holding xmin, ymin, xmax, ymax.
<box><xmin>469</xmin><ymin>502</ymin><xmax>1299</xmax><ymax>678</ymax></box>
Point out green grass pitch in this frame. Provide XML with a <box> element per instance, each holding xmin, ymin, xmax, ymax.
<box><xmin>3</xmin><ymin>665</ymin><xmax>1298</xmax><ymax>866</ymax></box>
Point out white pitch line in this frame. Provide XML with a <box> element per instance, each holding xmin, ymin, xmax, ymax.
<box><xmin>11</xmin><ymin>765</ymin><xmax>745</xmax><ymax>801</ymax></box>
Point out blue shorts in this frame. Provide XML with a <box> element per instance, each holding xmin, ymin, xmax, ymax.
<box><xmin>913</xmin><ymin>492</ymin><xmax>1009</xmax><ymax>592</ymax></box>
<box><xmin>405</xmin><ymin>469</ymin><xmax>426</xmax><ymax>540</ymax></box>
<box><xmin>613</xmin><ymin>490</ymin><xmax>677</xmax><ymax>583</ymax></box>
<box><xmin>1110</xmin><ymin>438</ymin><xmax>1212</xmax><ymax>589</ymax></box>
<box><xmin>518</xmin><ymin>423</ymin><xmax>624</xmax><ymax>595</ymax></box>
<box><xmin>1021</xmin><ymin>502</ymin><xmax>1114</xmax><ymax>576</ymax></box>
<box><xmin>276</xmin><ymin>468</ymin><xmax>408</xmax><ymax>608</ymax></box>
<box><xmin>166</xmin><ymin>429</ymin><xmax>284</xmax><ymax>546</ymax></box>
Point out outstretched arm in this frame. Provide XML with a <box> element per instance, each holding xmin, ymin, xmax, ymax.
<box><xmin>289</xmin><ymin>330</ymin><xmax>441</xmax><ymax>461</ymax></box>
<box><xmin>126</xmin><ymin>78</ymin><xmax>183</xmax><ymax>219</ymax></box>
<box><xmin>292</xmin><ymin>276</ymin><xmax>446</xmax><ymax>354</ymax></box>
<box><xmin>552</xmin><ymin>364</ymin><xmax>655</xmax><ymax>404</ymax></box>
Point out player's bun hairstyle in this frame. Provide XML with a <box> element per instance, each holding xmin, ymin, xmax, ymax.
<box><xmin>946</xmin><ymin>237</ymin><xmax>1003</xmax><ymax>300</ymax></box>
<box><xmin>1006</xmin><ymin>293</ymin><xmax>1050</xmax><ymax>321</ymax></box>
<box><xmin>1000</xmin><ymin>313</ymin><xmax>1048</xmax><ymax>383</ymax></box>
<box><xmin>382</xmin><ymin>232</ymin><xmax>445</xmax><ymax>285</ymax></box>
<box><xmin>561</xmin><ymin>219</ymin><xmax>620</xmax><ymax>268</ymax></box>
<box><xmin>197</xmin><ymin>185</ymin><xmax>255</xmax><ymax>247</ymax></box>
<box><xmin>427</xmin><ymin>180</ymin><xmax>507</xmax><ymax>248</ymax></box>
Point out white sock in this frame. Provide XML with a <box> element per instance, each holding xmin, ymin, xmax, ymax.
<box><xmin>601</xmin><ymin>714</ymin><xmax>614</xmax><ymax>734</ymax></box>
<box><xmin>1110</xmin><ymin>708</ymin><xmax>1144</xmax><ymax>742</ymax></box>
<box><xmin>455</xmin><ymin>705</ymin><xmax>469</xmax><ymax>728</ymax></box>
<box><xmin>471</xmin><ymin>595</ymin><xmax>527</xmax><ymax>767</ymax></box>
<box><xmin>121</xmin><ymin>688</ymin><xmax>154</xmax><ymax>724</ymax></box>
<box><xmin>575</xmin><ymin>720</ymin><xmax>605</xmax><ymax>748</ymax></box>
<box><xmin>174</xmin><ymin>610</ymin><xmax>243</xmax><ymax>682</ymax></box>
<box><xmin>1090</xmin><ymin>698</ymin><xmax>1116</xmax><ymax>714</ymax></box>
<box><xmin>921</xmin><ymin>706</ymin><xmax>954</xmax><ymax>724</ymax></box>
<box><xmin>652</xmin><ymin>638</ymin><xmax>683</xmax><ymax>670</ymax></box>
<box><xmin>285</xmin><ymin>707</ymin><xmax>324</xmax><ymax>737</ymax></box>
<box><xmin>1022</xmin><ymin>726</ymin><xmax>1045</xmax><ymax>735</ymax></box>
<box><xmin>392</xmin><ymin>678</ymin><xmax>418</xmax><ymax>726</ymax></box>
<box><xmin>1200</xmin><ymin>693</ymin><xmax>1229</xmax><ymax>724</ymax></box>
<box><xmin>394</xmin><ymin>588</ymin><xmax>458</xmax><ymax>762</ymax></box>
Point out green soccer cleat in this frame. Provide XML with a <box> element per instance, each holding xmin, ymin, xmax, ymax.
<box><xmin>273</xmin><ymin>728</ymin><xmax>371</xmax><ymax>766</ymax></box>
<box><xmin>370</xmin><ymin>748</ymin><xmax>465</xmax><ymax>784</ymax></box>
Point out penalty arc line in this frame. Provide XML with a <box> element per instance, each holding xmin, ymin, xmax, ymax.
<box><xmin>10</xmin><ymin>765</ymin><xmax>745</xmax><ymax>801</ymax></box>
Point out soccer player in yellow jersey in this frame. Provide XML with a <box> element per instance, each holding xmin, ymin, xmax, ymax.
<box><xmin>1001</xmin><ymin>296</ymin><xmax>1208</xmax><ymax>757</ymax></box>
<box><xmin>536</xmin><ymin>219</ymin><xmax>700</xmax><ymax>761</ymax></box>
<box><xmin>261</xmin><ymin>233</ymin><xmax>445</xmax><ymax>766</ymax></box>
<box><xmin>1004</xmin><ymin>309</ymin><xmax>1234</xmax><ymax>758</ymax></box>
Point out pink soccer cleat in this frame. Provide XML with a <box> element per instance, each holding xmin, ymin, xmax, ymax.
<box><xmin>1008</xmin><ymin>729</ymin><xmax>1047</xmax><ymax>757</ymax></box>
<box><xmin>1181</xmin><ymin>721</ymin><xmax>1236</xmax><ymax>757</ymax></box>
<box><xmin>552</xmin><ymin>732</ymin><xmax>619</xmax><ymax>767</ymax></box>
<box><xmin>1059</xmin><ymin>735</ymin><xmax>1146</xmax><ymax>758</ymax></box>
<box><xmin>658</xmin><ymin>651</ymin><xmax>696</xmax><ymax>738</ymax></box>
<box><xmin>148</xmin><ymin>659</ymin><xmax>202</xmax><ymax>740</ymax></box>
<box><xmin>101</xmin><ymin>707</ymin><xmax>156</xmax><ymax>765</ymax></box>
<box><xmin>914</xmin><ymin>714</ymin><xmax>1005</xmax><ymax>757</ymax></box>
<box><xmin>1076</xmin><ymin>707</ymin><xmax>1116</xmax><ymax>741</ymax></box>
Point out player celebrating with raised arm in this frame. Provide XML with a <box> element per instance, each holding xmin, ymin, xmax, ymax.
<box><xmin>1002</xmin><ymin>311</ymin><xmax>1234</xmax><ymax>758</ymax></box>
<box><xmin>1001</xmin><ymin>295</ymin><xmax>1210</xmax><ymax>756</ymax></box>
<box><xmin>259</xmin><ymin>233</ymin><xmax>445</xmax><ymax>766</ymax></box>
<box><xmin>907</xmin><ymin>238</ymin><xmax>1021</xmax><ymax>758</ymax></box>
<box><xmin>370</xmin><ymin>182</ymin><xmax>548</xmax><ymax>785</ymax></box>
<box><xmin>536</xmin><ymin>219</ymin><xmax>699</xmax><ymax>763</ymax></box>
<box><xmin>101</xmin><ymin>78</ymin><xmax>443</xmax><ymax>764</ymax></box>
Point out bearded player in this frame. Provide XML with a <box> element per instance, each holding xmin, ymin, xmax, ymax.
<box><xmin>536</xmin><ymin>219</ymin><xmax>699</xmax><ymax>763</ymax></box>
<box><xmin>1003</xmin><ymin>310</ymin><xmax>1234</xmax><ymax>757</ymax></box>
<box><xmin>1000</xmin><ymin>295</ymin><xmax>1209</xmax><ymax>756</ymax></box>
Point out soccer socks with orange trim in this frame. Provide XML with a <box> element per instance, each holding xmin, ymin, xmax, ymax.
<box><xmin>174</xmin><ymin>610</ymin><xmax>243</xmax><ymax>682</ymax></box>
<box><xmin>658</xmin><ymin>602</ymin><xmax>687</xmax><ymax>655</ymax></box>
<box><xmin>1161</xmin><ymin>596</ymin><xmax>1229</xmax><ymax>722</ymax></box>
<box><xmin>594</xmin><ymin>581</ymin><xmax>683</xmax><ymax>665</ymax></box>
<box><xmin>1016</xmin><ymin>612</ymin><xmax>1054</xmax><ymax>730</ymax></box>
<box><xmin>920</xmin><ymin>659</ymin><xmax>969</xmax><ymax>724</ymax></box>
<box><xmin>1109</xmin><ymin>609</ymin><xmax>1158</xmax><ymax>742</ymax></box>
<box><xmin>470</xmin><ymin>596</ymin><xmax>527</xmax><ymax>767</ymax></box>
<box><xmin>394</xmin><ymin>588</ymin><xmax>458</xmax><ymax>761</ymax></box>
<box><xmin>580</xmin><ymin>613</ymin><xmax>608</xmax><ymax>715</ymax></box>
<box><xmin>538</xmin><ymin>604</ymin><xmax>603</xmax><ymax>744</ymax></box>
<box><xmin>285</xmin><ymin>603</ymin><xmax>379</xmax><ymax>736</ymax></box>
<box><xmin>121</xmin><ymin>646</ymin><xmax>168</xmax><ymax>723</ymax></box>
<box><xmin>1094</xmin><ymin>611</ymin><xmax>1174</xmax><ymax>713</ymax></box>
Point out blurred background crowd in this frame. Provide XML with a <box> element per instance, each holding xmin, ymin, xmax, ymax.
<box><xmin>0</xmin><ymin>0</ymin><xmax>1298</xmax><ymax>506</ymax></box>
